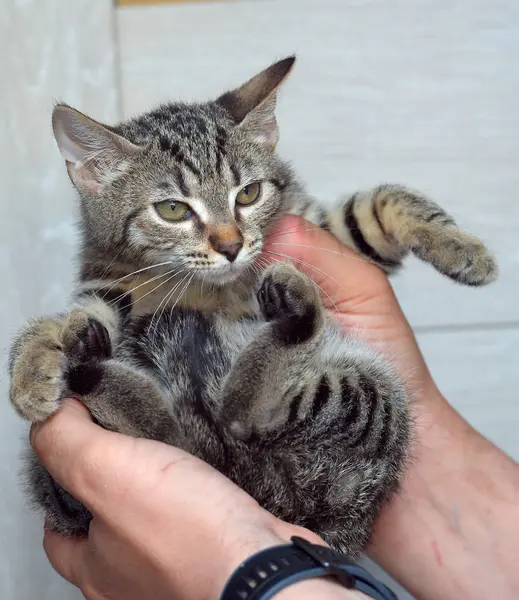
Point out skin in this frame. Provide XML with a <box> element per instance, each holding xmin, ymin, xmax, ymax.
<box><xmin>31</xmin><ymin>215</ymin><xmax>519</xmax><ymax>600</ymax></box>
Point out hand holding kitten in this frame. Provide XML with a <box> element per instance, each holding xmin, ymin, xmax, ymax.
<box><xmin>30</xmin><ymin>216</ymin><xmax>518</xmax><ymax>600</ymax></box>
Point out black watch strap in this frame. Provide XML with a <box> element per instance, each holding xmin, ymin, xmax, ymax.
<box><xmin>219</xmin><ymin>536</ymin><xmax>398</xmax><ymax>600</ymax></box>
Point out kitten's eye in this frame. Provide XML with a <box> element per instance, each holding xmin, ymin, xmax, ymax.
<box><xmin>236</xmin><ymin>182</ymin><xmax>261</xmax><ymax>206</ymax></box>
<box><xmin>155</xmin><ymin>200</ymin><xmax>192</xmax><ymax>222</ymax></box>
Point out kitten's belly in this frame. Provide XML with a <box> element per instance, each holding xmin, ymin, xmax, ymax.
<box><xmin>120</xmin><ymin>308</ymin><xmax>261</xmax><ymax>411</ymax></box>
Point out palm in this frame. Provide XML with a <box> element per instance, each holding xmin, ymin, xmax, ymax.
<box><xmin>264</xmin><ymin>216</ymin><xmax>433</xmax><ymax>396</ymax></box>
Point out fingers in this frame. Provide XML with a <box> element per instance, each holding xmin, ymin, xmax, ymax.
<box><xmin>30</xmin><ymin>398</ymin><xmax>120</xmax><ymax>510</ymax></box>
<box><xmin>30</xmin><ymin>397</ymin><xmax>202</xmax><ymax>521</ymax></box>
<box><xmin>43</xmin><ymin>526</ymin><xmax>87</xmax><ymax>587</ymax></box>
<box><xmin>264</xmin><ymin>215</ymin><xmax>392</xmax><ymax>310</ymax></box>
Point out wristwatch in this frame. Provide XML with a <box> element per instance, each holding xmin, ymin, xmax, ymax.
<box><xmin>219</xmin><ymin>536</ymin><xmax>398</xmax><ymax>600</ymax></box>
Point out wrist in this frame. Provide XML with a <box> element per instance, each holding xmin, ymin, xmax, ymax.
<box><xmin>212</xmin><ymin>515</ymin><xmax>300</xmax><ymax>599</ymax></box>
<box><xmin>215</xmin><ymin>516</ymin><xmax>330</xmax><ymax>600</ymax></box>
<box><xmin>219</xmin><ymin>521</ymin><xmax>373</xmax><ymax>600</ymax></box>
<box><xmin>369</xmin><ymin>388</ymin><xmax>519</xmax><ymax>600</ymax></box>
<box><xmin>274</xmin><ymin>579</ymin><xmax>365</xmax><ymax>599</ymax></box>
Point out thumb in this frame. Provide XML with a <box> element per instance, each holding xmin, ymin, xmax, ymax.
<box><xmin>263</xmin><ymin>215</ymin><xmax>392</xmax><ymax>313</ymax></box>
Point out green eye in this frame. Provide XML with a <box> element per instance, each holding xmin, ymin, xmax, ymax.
<box><xmin>236</xmin><ymin>182</ymin><xmax>261</xmax><ymax>206</ymax></box>
<box><xmin>155</xmin><ymin>200</ymin><xmax>192</xmax><ymax>222</ymax></box>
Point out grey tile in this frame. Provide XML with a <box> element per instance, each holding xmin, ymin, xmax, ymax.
<box><xmin>1</xmin><ymin>1</ymin><xmax>118</xmax><ymax>599</ymax></box>
<box><xmin>417</xmin><ymin>327</ymin><xmax>519</xmax><ymax>460</ymax></box>
<box><xmin>118</xmin><ymin>0</ymin><xmax>519</xmax><ymax>328</ymax></box>
<box><xmin>3</xmin><ymin>1</ymin><xmax>517</xmax><ymax>598</ymax></box>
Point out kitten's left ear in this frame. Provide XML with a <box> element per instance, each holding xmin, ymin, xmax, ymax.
<box><xmin>216</xmin><ymin>56</ymin><xmax>296</xmax><ymax>150</ymax></box>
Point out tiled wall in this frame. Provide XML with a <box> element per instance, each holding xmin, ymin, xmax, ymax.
<box><xmin>117</xmin><ymin>0</ymin><xmax>519</xmax><ymax>456</ymax></box>
<box><xmin>1</xmin><ymin>2</ymin><xmax>117</xmax><ymax>599</ymax></box>
<box><xmin>2</xmin><ymin>1</ymin><xmax>518</xmax><ymax>598</ymax></box>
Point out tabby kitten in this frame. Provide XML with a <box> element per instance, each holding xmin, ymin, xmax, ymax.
<box><xmin>9</xmin><ymin>57</ymin><xmax>497</xmax><ymax>558</ymax></box>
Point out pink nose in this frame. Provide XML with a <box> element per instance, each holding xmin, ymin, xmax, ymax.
<box><xmin>209</xmin><ymin>236</ymin><xmax>243</xmax><ymax>262</ymax></box>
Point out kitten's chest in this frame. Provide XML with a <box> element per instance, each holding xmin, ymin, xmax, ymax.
<box><xmin>119</xmin><ymin>274</ymin><xmax>258</xmax><ymax>319</ymax></box>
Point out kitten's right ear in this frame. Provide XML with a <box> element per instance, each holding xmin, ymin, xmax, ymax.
<box><xmin>52</xmin><ymin>105</ymin><xmax>141</xmax><ymax>193</ymax></box>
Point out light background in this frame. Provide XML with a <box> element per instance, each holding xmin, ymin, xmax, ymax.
<box><xmin>1</xmin><ymin>1</ymin><xmax>518</xmax><ymax>598</ymax></box>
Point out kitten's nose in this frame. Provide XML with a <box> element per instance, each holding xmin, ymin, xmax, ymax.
<box><xmin>210</xmin><ymin>237</ymin><xmax>243</xmax><ymax>262</ymax></box>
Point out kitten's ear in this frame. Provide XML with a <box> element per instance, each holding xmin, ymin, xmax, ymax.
<box><xmin>52</xmin><ymin>104</ymin><xmax>141</xmax><ymax>193</ymax></box>
<box><xmin>216</xmin><ymin>56</ymin><xmax>295</xmax><ymax>149</ymax></box>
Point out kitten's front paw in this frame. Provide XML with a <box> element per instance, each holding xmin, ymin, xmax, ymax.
<box><xmin>413</xmin><ymin>227</ymin><xmax>498</xmax><ymax>286</ymax></box>
<box><xmin>258</xmin><ymin>263</ymin><xmax>323</xmax><ymax>344</ymax></box>
<box><xmin>9</xmin><ymin>319</ymin><xmax>65</xmax><ymax>422</ymax></box>
<box><xmin>9</xmin><ymin>312</ymin><xmax>112</xmax><ymax>423</ymax></box>
<box><xmin>61</xmin><ymin>310</ymin><xmax>112</xmax><ymax>363</ymax></box>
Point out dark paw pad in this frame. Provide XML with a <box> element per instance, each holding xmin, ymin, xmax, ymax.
<box><xmin>258</xmin><ymin>276</ymin><xmax>308</xmax><ymax>322</ymax></box>
<box><xmin>66</xmin><ymin>363</ymin><xmax>104</xmax><ymax>396</ymax></box>
<box><xmin>68</xmin><ymin>319</ymin><xmax>112</xmax><ymax>363</ymax></box>
<box><xmin>258</xmin><ymin>276</ymin><xmax>317</xmax><ymax>345</ymax></box>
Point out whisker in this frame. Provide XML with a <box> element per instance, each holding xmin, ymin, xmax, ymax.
<box><xmin>265</xmin><ymin>254</ymin><xmax>339</xmax><ymax>315</ymax></box>
<box><xmin>197</xmin><ymin>271</ymin><xmax>213</xmax><ymax>311</ymax></box>
<box><xmin>269</xmin><ymin>242</ymin><xmax>371</xmax><ymax>266</ymax></box>
<box><xmin>265</xmin><ymin>249</ymin><xmax>345</xmax><ymax>312</ymax></box>
<box><xmin>268</xmin><ymin>220</ymin><xmax>371</xmax><ymax>238</ymax></box>
<box><xmin>151</xmin><ymin>271</ymin><xmax>194</xmax><ymax>339</ymax></box>
<box><xmin>148</xmin><ymin>287</ymin><xmax>176</xmax><ymax>339</ymax></box>
<box><xmin>267</xmin><ymin>224</ymin><xmax>322</xmax><ymax>239</ymax></box>
<box><xmin>107</xmin><ymin>269</ymin><xmax>176</xmax><ymax>306</ymax></box>
<box><xmin>147</xmin><ymin>270</ymin><xmax>188</xmax><ymax>336</ymax></box>
<box><xmin>250</xmin><ymin>261</ymin><xmax>265</xmax><ymax>281</ymax></box>
<box><xmin>200</xmin><ymin>271</ymin><xmax>206</xmax><ymax>303</ymax></box>
<box><xmin>266</xmin><ymin>249</ymin><xmax>344</xmax><ymax>285</ymax></box>
<box><xmin>254</xmin><ymin>257</ymin><xmax>270</xmax><ymax>275</ymax></box>
<box><xmin>151</xmin><ymin>287</ymin><xmax>180</xmax><ymax>338</ymax></box>
<box><xmin>116</xmin><ymin>267</ymin><xmax>189</xmax><ymax>311</ymax></box>
<box><xmin>100</xmin><ymin>261</ymin><xmax>172</xmax><ymax>300</ymax></box>
<box><xmin>98</xmin><ymin>248</ymin><xmax>124</xmax><ymax>281</ymax></box>
<box><xmin>167</xmin><ymin>271</ymin><xmax>196</xmax><ymax>318</ymax></box>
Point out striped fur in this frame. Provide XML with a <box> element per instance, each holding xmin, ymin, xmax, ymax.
<box><xmin>289</xmin><ymin>185</ymin><xmax>497</xmax><ymax>284</ymax></box>
<box><xmin>19</xmin><ymin>263</ymin><xmax>410</xmax><ymax>557</ymax></box>
<box><xmin>9</xmin><ymin>57</ymin><xmax>497</xmax><ymax>558</ymax></box>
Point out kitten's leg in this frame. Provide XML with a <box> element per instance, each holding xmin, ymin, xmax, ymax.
<box><xmin>9</xmin><ymin>293</ymin><xmax>122</xmax><ymax>422</ymax></box>
<box><xmin>219</xmin><ymin>262</ymin><xmax>325</xmax><ymax>439</ymax></box>
<box><xmin>291</xmin><ymin>185</ymin><xmax>497</xmax><ymax>285</ymax></box>
<box><xmin>26</xmin><ymin>316</ymin><xmax>180</xmax><ymax>537</ymax></box>
<box><xmin>218</xmin><ymin>263</ymin><xmax>411</xmax><ymax>557</ymax></box>
<box><xmin>26</xmin><ymin>453</ymin><xmax>93</xmax><ymax>537</ymax></box>
<box><xmin>61</xmin><ymin>317</ymin><xmax>180</xmax><ymax>443</ymax></box>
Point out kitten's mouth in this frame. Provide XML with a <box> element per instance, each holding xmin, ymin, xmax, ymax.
<box><xmin>195</xmin><ymin>263</ymin><xmax>249</xmax><ymax>285</ymax></box>
<box><xmin>194</xmin><ymin>254</ymin><xmax>261</xmax><ymax>285</ymax></box>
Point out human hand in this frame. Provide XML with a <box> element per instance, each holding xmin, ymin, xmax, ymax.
<box><xmin>265</xmin><ymin>216</ymin><xmax>519</xmax><ymax>600</ymax></box>
<box><xmin>31</xmin><ymin>399</ymin><xmax>326</xmax><ymax>600</ymax></box>
<box><xmin>263</xmin><ymin>215</ymin><xmax>436</xmax><ymax>400</ymax></box>
<box><xmin>32</xmin><ymin>215</ymin><xmax>518</xmax><ymax>600</ymax></box>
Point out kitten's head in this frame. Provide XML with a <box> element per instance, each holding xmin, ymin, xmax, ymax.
<box><xmin>53</xmin><ymin>57</ymin><xmax>296</xmax><ymax>284</ymax></box>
